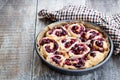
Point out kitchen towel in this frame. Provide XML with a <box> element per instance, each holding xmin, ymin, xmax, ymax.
<box><xmin>38</xmin><ymin>5</ymin><xmax>120</xmax><ymax>55</ymax></box>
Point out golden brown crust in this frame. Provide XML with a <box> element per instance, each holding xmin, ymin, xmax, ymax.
<box><xmin>37</xmin><ymin>20</ymin><xmax>110</xmax><ymax>69</ymax></box>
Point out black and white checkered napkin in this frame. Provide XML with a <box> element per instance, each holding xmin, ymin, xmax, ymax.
<box><xmin>38</xmin><ymin>5</ymin><xmax>120</xmax><ymax>55</ymax></box>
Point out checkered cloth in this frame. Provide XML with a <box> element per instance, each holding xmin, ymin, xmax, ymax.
<box><xmin>38</xmin><ymin>5</ymin><xmax>120</xmax><ymax>55</ymax></box>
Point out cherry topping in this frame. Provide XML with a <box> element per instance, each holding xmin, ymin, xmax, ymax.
<box><xmin>90</xmin><ymin>52</ymin><xmax>96</xmax><ymax>57</ymax></box>
<box><xmin>62</xmin><ymin>30</ymin><xmax>67</xmax><ymax>35</ymax></box>
<box><xmin>54</xmin><ymin>56</ymin><xmax>61</xmax><ymax>59</ymax></box>
<box><xmin>61</xmin><ymin>39</ymin><xmax>67</xmax><ymax>43</ymax></box>
<box><xmin>64</xmin><ymin>39</ymin><xmax>76</xmax><ymax>48</ymax></box>
<box><xmin>80</xmin><ymin>31</ymin><xmax>87</xmax><ymax>42</ymax></box>
<box><xmin>64</xmin><ymin>58</ymin><xmax>85</xmax><ymax>68</ymax></box>
<box><xmin>73</xmin><ymin>58</ymin><xmax>85</xmax><ymax>68</ymax></box>
<box><xmin>95</xmin><ymin>41</ymin><xmax>103</xmax><ymax>47</ymax></box>
<box><xmin>97</xmin><ymin>38</ymin><xmax>104</xmax><ymax>41</ymax></box>
<box><xmin>89</xmin><ymin>35</ymin><xmax>95</xmax><ymax>39</ymax></box>
<box><xmin>89</xmin><ymin>31</ymin><xmax>99</xmax><ymax>39</ymax></box>
<box><xmin>73</xmin><ymin>63</ymin><xmax>81</xmax><ymax>68</ymax></box>
<box><xmin>80</xmin><ymin>27</ymin><xmax>85</xmax><ymax>32</ymax></box>
<box><xmin>82</xmin><ymin>54</ymin><xmax>88</xmax><ymax>61</ymax></box>
<box><xmin>52</xmin><ymin>57</ymin><xmax>59</xmax><ymax>64</ymax></box>
<box><xmin>90</xmin><ymin>31</ymin><xmax>96</xmax><ymax>34</ymax></box>
<box><xmin>49</xmin><ymin>27</ymin><xmax>68</xmax><ymax>36</ymax></box>
<box><xmin>72</xmin><ymin>26</ymin><xmax>79</xmax><ymax>34</ymax></box>
<box><xmin>65</xmin><ymin>42</ymin><xmax>71</xmax><ymax>48</ymax></box>
<box><xmin>80</xmin><ymin>37</ymin><xmax>87</xmax><ymax>42</ymax></box>
<box><xmin>71</xmin><ymin>44</ymin><xmax>87</xmax><ymax>55</ymax></box>
<box><xmin>55</xmin><ymin>31</ymin><xmax>61</xmax><ymax>36</ymax></box>
<box><xmin>81</xmin><ymin>32</ymin><xmax>86</xmax><ymax>37</ymax></box>
<box><xmin>88</xmin><ymin>40</ymin><xmax>94</xmax><ymax>48</ymax></box>
<box><xmin>40</xmin><ymin>39</ymin><xmax>58</xmax><ymax>53</ymax></box>
<box><xmin>45</xmin><ymin>46</ymin><xmax>52</xmax><ymax>52</ymax></box>
<box><xmin>40</xmin><ymin>39</ymin><xmax>52</xmax><ymax>45</ymax></box>
<box><xmin>55</xmin><ymin>27</ymin><xmax>68</xmax><ymax>36</ymax></box>
<box><xmin>71</xmin><ymin>39</ymin><xmax>76</xmax><ymax>43</ymax></box>
<box><xmin>90</xmin><ymin>40</ymin><xmax>94</xmax><ymax>44</ymax></box>
<box><xmin>88</xmin><ymin>44</ymin><xmax>92</xmax><ymax>48</ymax></box>
<box><xmin>64</xmin><ymin>59</ymin><xmax>71</xmax><ymax>65</ymax></box>
<box><xmin>73</xmin><ymin>25</ymin><xmax>79</xmax><ymax>30</ymax></box>
<box><xmin>71</xmin><ymin>25</ymin><xmax>84</xmax><ymax>34</ymax></box>
<box><xmin>54</xmin><ymin>51</ymin><xmax>63</xmax><ymax>55</ymax></box>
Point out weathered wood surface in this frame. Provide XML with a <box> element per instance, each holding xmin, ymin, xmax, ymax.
<box><xmin>0</xmin><ymin>0</ymin><xmax>120</xmax><ymax>80</ymax></box>
<box><xmin>0</xmin><ymin>0</ymin><xmax>37</xmax><ymax>80</ymax></box>
<box><xmin>86</xmin><ymin>0</ymin><xmax>120</xmax><ymax>15</ymax></box>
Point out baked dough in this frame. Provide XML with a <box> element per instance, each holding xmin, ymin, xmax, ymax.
<box><xmin>37</xmin><ymin>21</ymin><xmax>110</xmax><ymax>69</ymax></box>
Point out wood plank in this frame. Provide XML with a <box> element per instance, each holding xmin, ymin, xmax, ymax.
<box><xmin>0</xmin><ymin>0</ymin><xmax>37</xmax><ymax>80</ymax></box>
<box><xmin>86</xmin><ymin>0</ymin><xmax>120</xmax><ymax>15</ymax></box>
<box><xmin>86</xmin><ymin>0</ymin><xmax>120</xmax><ymax>80</ymax></box>
<box><xmin>32</xmin><ymin>0</ymin><xmax>97</xmax><ymax>80</ymax></box>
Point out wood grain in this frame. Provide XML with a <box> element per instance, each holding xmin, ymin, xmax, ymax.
<box><xmin>86</xmin><ymin>0</ymin><xmax>120</xmax><ymax>15</ymax></box>
<box><xmin>0</xmin><ymin>0</ymin><xmax>120</xmax><ymax>80</ymax></box>
<box><xmin>0</xmin><ymin>0</ymin><xmax>37</xmax><ymax>80</ymax></box>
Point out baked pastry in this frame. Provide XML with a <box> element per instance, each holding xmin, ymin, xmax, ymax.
<box><xmin>68</xmin><ymin>23</ymin><xmax>85</xmax><ymax>37</ymax></box>
<box><xmin>39</xmin><ymin>37</ymin><xmax>59</xmax><ymax>57</ymax></box>
<box><xmin>46</xmin><ymin>53</ymin><xmax>66</xmax><ymax>67</ymax></box>
<box><xmin>68</xmin><ymin>43</ymin><xmax>90</xmax><ymax>58</ymax></box>
<box><xmin>37</xmin><ymin>21</ymin><xmax>110</xmax><ymax>69</ymax></box>
<box><xmin>46</xmin><ymin>26</ymin><xmax>70</xmax><ymax>40</ymax></box>
<box><xmin>59</xmin><ymin>37</ymin><xmax>78</xmax><ymax>51</ymax></box>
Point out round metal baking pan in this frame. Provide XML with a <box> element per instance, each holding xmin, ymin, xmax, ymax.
<box><xmin>35</xmin><ymin>20</ymin><xmax>113</xmax><ymax>75</ymax></box>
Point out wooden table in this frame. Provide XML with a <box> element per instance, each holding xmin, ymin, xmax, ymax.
<box><xmin>0</xmin><ymin>0</ymin><xmax>120</xmax><ymax>80</ymax></box>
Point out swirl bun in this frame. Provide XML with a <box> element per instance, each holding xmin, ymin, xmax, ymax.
<box><xmin>59</xmin><ymin>37</ymin><xmax>79</xmax><ymax>51</ymax></box>
<box><xmin>68</xmin><ymin>23</ymin><xmax>85</xmax><ymax>37</ymax></box>
<box><xmin>46</xmin><ymin>26</ymin><xmax>70</xmax><ymax>40</ymax></box>
<box><xmin>46</xmin><ymin>54</ymin><xmax>66</xmax><ymax>67</ymax></box>
<box><xmin>69</xmin><ymin>43</ymin><xmax>90</xmax><ymax>58</ymax></box>
<box><xmin>39</xmin><ymin>37</ymin><xmax>59</xmax><ymax>57</ymax></box>
<box><xmin>87</xmin><ymin>51</ymin><xmax>105</xmax><ymax>66</ymax></box>
<box><xmin>63</xmin><ymin>57</ymin><xmax>92</xmax><ymax>69</ymax></box>
<box><xmin>85</xmin><ymin>29</ymin><xmax>102</xmax><ymax>39</ymax></box>
<box><xmin>93</xmin><ymin>38</ymin><xmax>108</xmax><ymax>52</ymax></box>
